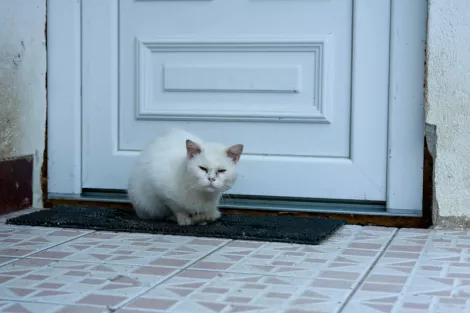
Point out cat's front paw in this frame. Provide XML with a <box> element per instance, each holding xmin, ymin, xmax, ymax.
<box><xmin>208</xmin><ymin>209</ymin><xmax>221</xmax><ymax>221</ymax></box>
<box><xmin>192</xmin><ymin>209</ymin><xmax>221</xmax><ymax>225</ymax></box>
<box><xmin>175</xmin><ymin>212</ymin><xmax>193</xmax><ymax>226</ymax></box>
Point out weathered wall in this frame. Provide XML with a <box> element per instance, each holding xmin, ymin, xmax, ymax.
<box><xmin>0</xmin><ymin>0</ymin><xmax>47</xmax><ymax>207</ymax></box>
<box><xmin>426</xmin><ymin>0</ymin><xmax>470</xmax><ymax>226</ymax></box>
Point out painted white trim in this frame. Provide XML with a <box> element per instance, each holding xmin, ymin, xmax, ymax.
<box><xmin>47</xmin><ymin>0</ymin><xmax>82</xmax><ymax>195</ymax></box>
<box><xmin>350</xmin><ymin>0</ymin><xmax>391</xmax><ymax>199</ymax></box>
<box><xmin>80</xmin><ymin>0</ymin><xmax>119</xmax><ymax>188</ymax></box>
<box><xmin>386</xmin><ymin>0</ymin><xmax>427</xmax><ymax>213</ymax></box>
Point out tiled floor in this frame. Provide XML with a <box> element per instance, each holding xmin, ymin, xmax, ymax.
<box><xmin>0</xmin><ymin>211</ymin><xmax>469</xmax><ymax>312</ymax></box>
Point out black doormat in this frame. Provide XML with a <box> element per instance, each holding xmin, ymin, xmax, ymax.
<box><xmin>7</xmin><ymin>205</ymin><xmax>346</xmax><ymax>245</ymax></box>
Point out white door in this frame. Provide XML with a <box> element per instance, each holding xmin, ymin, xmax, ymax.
<box><xmin>82</xmin><ymin>0</ymin><xmax>391</xmax><ymax>201</ymax></box>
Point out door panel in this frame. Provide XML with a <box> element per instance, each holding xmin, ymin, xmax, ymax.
<box><xmin>82</xmin><ymin>0</ymin><xmax>390</xmax><ymax>201</ymax></box>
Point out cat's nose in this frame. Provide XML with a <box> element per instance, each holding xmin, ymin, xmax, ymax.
<box><xmin>208</xmin><ymin>177</ymin><xmax>216</xmax><ymax>182</ymax></box>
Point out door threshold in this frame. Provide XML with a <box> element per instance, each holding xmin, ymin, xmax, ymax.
<box><xmin>47</xmin><ymin>192</ymin><xmax>430</xmax><ymax>228</ymax></box>
<box><xmin>48</xmin><ymin>192</ymin><xmax>421</xmax><ymax>217</ymax></box>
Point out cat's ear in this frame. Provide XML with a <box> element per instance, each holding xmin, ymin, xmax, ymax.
<box><xmin>186</xmin><ymin>140</ymin><xmax>202</xmax><ymax>159</ymax></box>
<box><xmin>227</xmin><ymin>144</ymin><xmax>244</xmax><ymax>164</ymax></box>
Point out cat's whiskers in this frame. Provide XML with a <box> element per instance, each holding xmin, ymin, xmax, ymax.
<box><xmin>220</xmin><ymin>183</ymin><xmax>231</xmax><ymax>193</ymax></box>
<box><xmin>181</xmin><ymin>182</ymin><xmax>201</xmax><ymax>197</ymax></box>
<box><xmin>221</xmin><ymin>191</ymin><xmax>232</xmax><ymax>200</ymax></box>
<box><xmin>221</xmin><ymin>193</ymin><xmax>233</xmax><ymax>205</ymax></box>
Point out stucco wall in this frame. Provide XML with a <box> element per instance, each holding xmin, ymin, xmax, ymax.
<box><xmin>426</xmin><ymin>0</ymin><xmax>470</xmax><ymax>225</ymax></box>
<box><xmin>0</xmin><ymin>0</ymin><xmax>47</xmax><ymax>207</ymax></box>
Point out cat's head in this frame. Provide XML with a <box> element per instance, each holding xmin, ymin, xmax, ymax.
<box><xmin>185</xmin><ymin>139</ymin><xmax>243</xmax><ymax>193</ymax></box>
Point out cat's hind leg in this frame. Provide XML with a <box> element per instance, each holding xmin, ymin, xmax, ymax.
<box><xmin>133</xmin><ymin>197</ymin><xmax>171</xmax><ymax>220</ymax></box>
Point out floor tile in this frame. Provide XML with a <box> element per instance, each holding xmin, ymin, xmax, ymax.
<box><xmin>0</xmin><ymin>301</ymin><xmax>62</xmax><ymax>313</ymax></box>
<box><xmin>0</xmin><ymin>258</ymin><xmax>178</xmax><ymax>307</ymax></box>
<box><xmin>342</xmin><ymin>228</ymin><xmax>470</xmax><ymax>313</ymax></box>
<box><xmin>0</xmin><ymin>222</ymin><xmax>412</xmax><ymax>313</ymax></box>
<box><xmin>28</xmin><ymin>232</ymin><xmax>230</xmax><ymax>266</ymax></box>
<box><xmin>117</xmin><ymin>270</ymin><xmax>347</xmax><ymax>313</ymax></box>
<box><xmin>0</xmin><ymin>257</ymin><xmax>16</xmax><ymax>267</ymax></box>
<box><xmin>0</xmin><ymin>301</ymin><xmax>106</xmax><ymax>313</ymax></box>
<box><xmin>189</xmin><ymin>226</ymin><xmax>396</xmax><ymax>278</ymax></box>
<box><xmin>0</xmin><ymin>226</ymin><xmax>93</xmax><ymax>258</ymax></box>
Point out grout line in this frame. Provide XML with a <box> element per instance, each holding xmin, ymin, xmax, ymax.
<box><xmin>107</xmin><ymin>238</ymin><xmax>234</xmax><ymax>312</ymax></box>
<box><xmin>336</xmin><ymin>228</ymin><xmax>399</xmax><ymax>313</ymax></box>
<box><xmin>147</xmin><ymin>264</ymin><xmax>376</xmax><ymax>279</ymax></box>
<box><xmin>0</xmin><ymin>259</ymin><xmax>22</xmax><ymax>268</ymax></box>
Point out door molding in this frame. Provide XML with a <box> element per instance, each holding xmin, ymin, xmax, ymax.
<box><xmin>134</xmin><ymin>37</ymin><xmax>333</xmax><ymax>123</ymax></box>
<box><xmin>47</xmin><ymin>0</ymin><xmax>427</xmax><ymax>215</ymax></box>
<box><xmin>47</xmin><ymin>0</ymin><xmax>82</xmax><ymax>195</ymax></box>
<box><xmin>386</xmin><ymin>0</ymin><xmax>426</xmax><ymax>214</ymax></box>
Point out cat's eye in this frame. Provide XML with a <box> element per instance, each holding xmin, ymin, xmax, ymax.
<box><xmin>217</xmin><ymin>169</ymin><xmax>226</xmax><ymax>174</ymax></box>
<box><xmin>199</xmin><ymin>166</ymin><xmax>208</xmax><ymax>172</ymax></box>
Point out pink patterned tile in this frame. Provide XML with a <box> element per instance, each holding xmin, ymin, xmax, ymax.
<box><xmin>343</xmin><ymin>228</ymin><xmax>470</xmax><ymax>313</ymax></box>
<box><xmin>0</xmin><ymin>258</ymin><xmax>178</xmax><ymax>307</ymax></box>
<box><xmin>0</xmin><ymin>225</ymin><xmax>92</xmax><ymax>257</ymax></box>
<box><xmin>118</xmin><ymin>270</ymin><xmax>347</xmax><ymax>313</ymax></box>
<box><xmin>54</xmin><ymin>306</ymin><xmax>106</xmax><ymax>313</ymax></box>
<box><xmin>189</xmin><ymin>226</ymin><xmax>396</xmax><ymax>278</ymax></box>
<box><xmin>0</xmin><ymin>301</ymin><xmax>106</xmax><ymax>313</ymax></box>
<box><xmin>77</xmin><ymin>294</ymin><xmax>126</xmax><ymax>306</ymax></box>
<box><xmin>0</xmin><ymin>301</ymin><xmax>62</xmax><ymax>313</ymax></box>
<box><xmin>125</xmin><ymin>297</ymin><xmax>177</xmax><ymax>310</ymax></box>
<box><xmin>0</xmin><ymin>258</ymin><xmax>16</xmax><ymax>267</ymax></box>
<box><xmin>30</xmin><ymin>232</ymin><xmax>229</xmax><ymax>266</ymax></box>
<box><xmin>344</xmin><ymin>295</ymin><xmax>469</xmax><ymax>313</ymax></box>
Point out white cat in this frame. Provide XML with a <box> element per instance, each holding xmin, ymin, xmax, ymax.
<box><xmin>127</xmin><ymin>129</ymin><xmax>243</xmax><ymax>226</ymax></box>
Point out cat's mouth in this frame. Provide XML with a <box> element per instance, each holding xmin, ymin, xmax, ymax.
<box><xmin>204</xmin><ymin>184</ymin><xmax>219</xmax><ymax>192</ymax></box>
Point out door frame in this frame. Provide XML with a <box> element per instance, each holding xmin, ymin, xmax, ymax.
<box><xmin>47</xmin><ymin>0</ymin><xmax>427</xmax><ymax>216</ymax></box>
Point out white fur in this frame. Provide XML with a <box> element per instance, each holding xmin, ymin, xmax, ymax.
<box><xmin>128</xmin><ymin>129</ymin><xmax>243</xmax><ymax>226</ymax></box>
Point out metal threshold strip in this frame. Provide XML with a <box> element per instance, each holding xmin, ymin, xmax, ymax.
<box><xmin>48</xmin><ymin>190</ymin><xmax>421</xmax><ymax>217</ymax></box>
